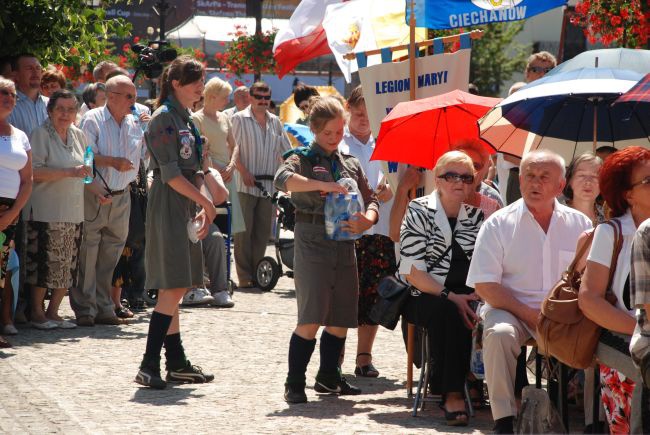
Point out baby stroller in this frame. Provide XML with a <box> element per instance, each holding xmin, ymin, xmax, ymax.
<box><xmin>253</xmin><ymin>176</ymin><xmax>295</xmax><ymax>291</ymax></box>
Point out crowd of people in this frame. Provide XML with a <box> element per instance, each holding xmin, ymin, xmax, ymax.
<box><xmin>0</xmin><ymin>48</ymin><xmax>649</xmax><ymax>434</ymax></box>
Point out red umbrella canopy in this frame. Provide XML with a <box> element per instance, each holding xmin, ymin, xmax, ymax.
<box><xmin>372</xmin><ymin>89</ymin><xmax>501</xmax><ymax>169</ymax></box>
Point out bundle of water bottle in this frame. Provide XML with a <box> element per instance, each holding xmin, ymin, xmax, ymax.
<box><xmin>324</xmin><ymin>178</ymin><xmax>365</xmax><ymax>241</ymax></box>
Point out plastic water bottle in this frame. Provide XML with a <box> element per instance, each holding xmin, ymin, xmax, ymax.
<box><xmin>347</xmin><ymin>193</ymin><xmax>362</xmax><ymax>240</ymax></box>
<box><xmin>325</xmin><ymin>193</ymin><xmax>337</xmax><ymax>239</ymax></box>
<box><xmin>187</xmin><ymin>218</ymin><xmax>202</xmax><ymax>243</ymax></box>
<box><xmin>132</xmin><ymin>105</ymin><xmax>148</xmax><ymax>131</ymax></box>
<box><xmin>337</xmin><ymin>194</ymin><xmax>351</xmax><ymax>240</ymax></box>
<box><xmin>83</xmin><ymin>146</ymin><xmax>94</xmax><ymax>184</ymax></box>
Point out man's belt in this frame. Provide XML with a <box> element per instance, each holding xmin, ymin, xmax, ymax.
<box><xmin>295</xmin><ymin>212</ymin><xmax>325</xmax><ymax>225</ymax></box>
<box><xmin>108</xmin><ymin>186</ymin><xmax>130</xmax><ymax>196</ymax></box>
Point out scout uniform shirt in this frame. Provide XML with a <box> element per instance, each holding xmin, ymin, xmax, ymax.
<box><xmin>143</xmin><ymin>95</ymin><xmax>204</xmax><ymax>290</ymax></box>
<box><xmin>274</xmin><ymin>143</ymin><xmax>379</xmax><ymax>217</ymax></box>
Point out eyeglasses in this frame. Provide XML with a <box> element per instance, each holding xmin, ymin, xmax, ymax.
<box><xmin>630</xmin><ymin>176</ymin><xmax>650</xmax><ymax>188</ymax></box>
<box><xmin>252</xmin><ymin>94</ymin><xmax>271</xmax><ymax>101</ymax></box>
<box><xmin>0</xmin><ymin>89</ymin><xmax>16</xmax><ymax>98</ymax></box>
<box><xmin>53</xmin><ymin>106</ymin><xmax>78</xmax><ymax>115</ymax></box>
<box><xmin>528</xmin><ymin>66</ymin><xmax>552</xmax><ymax>74</ymax></box>
<box><xmin>437</xmin><ymin>172</ymin><xmax>475</xmax><ymax>184</ymax></box>
<box><xmin>109</xmin><ymin>91</ymin><xmax>136</xmax><ymax>100</ymax></box>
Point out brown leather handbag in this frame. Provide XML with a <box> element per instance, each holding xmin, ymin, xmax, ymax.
<box><xmin>537</xmin><ymin>219</ymin><xmax>623</xmax><ymax>369</ymax></box>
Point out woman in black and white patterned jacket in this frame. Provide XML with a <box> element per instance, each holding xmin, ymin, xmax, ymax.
<box><xmin>399</xmin><ymin>150</ymin><xmax>484</xmax><ymax>427</ymax></box>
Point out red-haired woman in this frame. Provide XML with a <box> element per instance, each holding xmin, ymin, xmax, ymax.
<box><xmin>578</xmin><ymin>146</ymin><xmax>650</xmax><ymax>433</ymax></box>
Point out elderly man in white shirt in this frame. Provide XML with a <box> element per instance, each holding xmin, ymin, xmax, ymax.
<box><xmin>467</xmin><ymin>149</ymin><xmax>592</xmax><ymax>433</ymax></box>
<box><xmin>70</xmin><ymin>75</ymin><xmax>146</xmax><ymax>327</ymax></box>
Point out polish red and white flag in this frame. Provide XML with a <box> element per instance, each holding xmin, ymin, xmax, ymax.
<box><xmin>272</xmin><ymin>0</ymin><xmax>343</xmax><ymax>78</ymax></box>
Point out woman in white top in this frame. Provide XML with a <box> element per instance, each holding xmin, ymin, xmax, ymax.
<box><xmin>24</xmin><ymin>90</ymin><xmax>90</xmax><ymax>330</ymax></box>
<box><xmin>579</xmin><ymin>146</ymin><xmax>650</xmax><ymax>434</ymax></box>
<box><xmin>0</xmin><ymin>77</ymin><xmax>33</xmax><ymax>346</ymax></box>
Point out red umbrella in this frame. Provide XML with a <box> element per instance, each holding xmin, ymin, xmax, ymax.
<box><xmin>371</xmin><ymin>89</ymin><xmax>501</xmax><ymax>169</ymax></box>
<box><xmin>613</xmin><ymin>72</ymin><xmax>650</xmax><ymax>105</ymax></box>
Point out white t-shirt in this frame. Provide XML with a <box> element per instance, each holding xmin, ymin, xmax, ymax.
<box><xmin>587</xmin><ymin>210</ymin><xmax>636</xmax><ymax>315</ymax></box>
<box><xmin>338</xmin><ymin>130</ymin><xmax>393</xmax><ymax>237</ymax></box>
<box><xmin>467</xmin><ymin>198</ymin><xmax>593</xmax><ymax>310</ymax></box>
<box><xmin>496</xmin><ymin>153</ymin><xmax>517</xmax><ymax>204</ymax></box>
<box><xmin>0</xmin><ymin>127</ymin><xmax>31</xmax><ymax>199</ymax></box>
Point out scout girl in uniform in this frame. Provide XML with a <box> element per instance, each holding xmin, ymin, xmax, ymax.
<box><xmin>135</xmin><ymin>56</ymin><xmax>217</xmax><ymax>389</ymax></box>
<box><xmin>274</xmin><ymin>96</ymin><xmax>379</xmax><ymax>403</ymax></box>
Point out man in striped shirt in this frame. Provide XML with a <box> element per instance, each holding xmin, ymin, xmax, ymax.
<box><xmin>8</xmin><ymin>53</ymin><xmax>48</xmax><ymax>136</ymax></box>
<box><xmin>231</xmin><ymin>82</ymin><xmax>291</xmax><ymax>287</ymax></box>
<box><xmin>71</xmin><ymin>75</ymin><xmax>146</xmax><ymax>327</ymax></box>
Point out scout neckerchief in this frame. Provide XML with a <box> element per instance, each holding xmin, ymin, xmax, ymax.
<box><xmin>163</xmin><ymin>100</ymin><xmax>203</xmax><ymax>166</ymax></box>
<box><xmin>282</xmin><ymin>142</ymin><xmax>341</xmax><ymax>181</ymax></box>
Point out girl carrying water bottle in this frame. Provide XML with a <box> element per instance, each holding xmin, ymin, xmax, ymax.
<box><xmin>274</xmin><ymin>96</ymin><xmax>379</xmax><ymax>403</ymax></box>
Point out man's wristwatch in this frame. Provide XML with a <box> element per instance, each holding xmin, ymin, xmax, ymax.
<box><xmin>440</xmin><ymin>288</ymin><xmax>450</xmax><ymax>299</ymax></box>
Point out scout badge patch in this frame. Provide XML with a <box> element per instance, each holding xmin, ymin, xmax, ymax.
<box><xmin>179</xmin><ymin>130</ymin><xmax>194</xmax><ymax>159</ymax></box>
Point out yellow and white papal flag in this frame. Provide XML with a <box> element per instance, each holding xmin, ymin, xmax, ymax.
<box><xmin>322</xmin><ymin>0</ymin><xmax>427</xmax><ymax>82</ymax></box>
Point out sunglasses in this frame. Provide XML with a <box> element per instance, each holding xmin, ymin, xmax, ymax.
<box><xmin>438</xmin><ymin>172</ymin><xmax>475</xmax><ymax>185</ymax></box>
<box><xmin>0</xmin><ymin>89</ymin><xmax>17</xmax><ymax>98</ymax></box>
<box><xmin>631</xmin><ymin>176</ymin><xmax>650</xmax><ymax>188</ymax></box>
<box><xmin>110</xmin><ymin>91</ymin><xmax>136</xmax><ymax>100</ymax></box>
<box><xmin>528</xmin><ymin>66</ymin><xmax>552</xmax><ymax>74</ymax></box>
<box><xmin>252</xmin><ymin>94</ymin><xmax>271</xmax><ymax>101</ymax></box>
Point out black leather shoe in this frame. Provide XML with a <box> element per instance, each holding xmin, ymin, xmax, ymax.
<box><xmin>314</xmin><ymin>375</ymin><xmax>361</xmax><ymax>395</ymax></box>
<box><xmin>284</xmin><ymin>383</ymin><xmax>307</xmax><ymax>403</ymax></box>
<box><xmin>493</xmin><ymin>416</ymin><xmax>514</xmax><ymax>434</ymax></box>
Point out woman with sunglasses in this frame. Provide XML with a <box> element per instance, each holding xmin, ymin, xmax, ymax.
<box><xmin>135</xmin><ymin>56</ymin><xmax>217</xmax><ymax>389</ymax></box>
<box><xmin>400</xmin><ymin>150</ymin><xmax>484</xmax><ymax>426</ymax></box>
<box><xmin>0</xmin><ymin>77</ymin><xmax>33</xmax><ymax>347</ymax></box>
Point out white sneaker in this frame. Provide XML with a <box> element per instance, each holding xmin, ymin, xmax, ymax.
<box><xmin>31</xmin><ymin>320</ymin><xmax>58</xmax><ymax>330</ymax></box>
<box><xmin>182</xmin><ymin>288</ymin><xmax>215</xmax><ymax>306</ymax></box>
<box><xmin>54</xmin><ymin>320</ymin><xmax>77</xmax><ymax>329</ymax></box>
<box><xmin>2</xmin><ymin>324</ymin><xmax>18</xmax><ymax>335</ymax></box>
<box><xmin>210</xmin><ymin>291</ymin><xmax>234</xmax><ymax>308</ymax></box>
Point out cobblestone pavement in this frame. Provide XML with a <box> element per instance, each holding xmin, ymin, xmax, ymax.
<box><xmin>1</xmin><ymin>246</ymin><xmax>582</xmax><ymax>434</ymax></box>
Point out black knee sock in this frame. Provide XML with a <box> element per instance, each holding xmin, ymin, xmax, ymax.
<box><xmin>287</xmin><ymin>333</ymin><xmax>316</xmax><ymax>385</ymax></box>
<box><xmin>142</xmin><ymin>311</ymin><xmax>173</xmax><ymax>367</ymax></box>
<box><xmin>319</xmin><ymin>330</ymin><xmax>346</xmax><ymax>378</ymax></box>
<box><xmin>164</xmin><ymin>332</ymin><xmax>188</xmax><ymax>371</ymax></box>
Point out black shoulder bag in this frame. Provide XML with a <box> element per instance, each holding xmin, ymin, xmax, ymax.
<box><xmin>370</xmin><ymin>243</ymin><xmax>453</xmax><ymax>330</ymax></box>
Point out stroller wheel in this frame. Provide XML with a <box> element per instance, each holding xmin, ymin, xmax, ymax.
<box><xmin>255</xmin><ymin>256</ymin><xmax>280</xmax><ymax>292</ymax></box>
<box><xmin>227</xmin><ymin>279</ymin><xmax>237</xmax><ymax>296</ymax></box>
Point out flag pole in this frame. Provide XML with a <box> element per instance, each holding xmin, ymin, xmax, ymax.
<box><xmin>406</xmin><ymin>0</ymin><xmax>416</xmax><ymax>399</ymax></box>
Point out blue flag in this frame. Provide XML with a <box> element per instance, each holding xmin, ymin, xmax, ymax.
<box><xmin>407</xmin><ymin>0</ymin><xmax>567</xmax><ymax>30</ymax></box>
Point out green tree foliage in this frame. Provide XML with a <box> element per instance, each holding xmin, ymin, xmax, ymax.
<box><xmin>431</xmin><ymin>22</ymin><xmax>529</xmax><ymax>96</ymax></box>
<box><xmin>469</xmin><ymin>22</ymin><xmax>529</xmax><ymax>97</ymax></box>
<box><xmin>0</xmin><ymin>0</ymin><xmax>132</xmax><ymax>67</ymax></box>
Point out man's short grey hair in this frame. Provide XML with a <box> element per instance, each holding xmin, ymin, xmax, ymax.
<box><xmin>0</xmin><ymin>76</ymin><xmax>15</xmax><ymax>91</ymax></box>
<box><xmin>92</xmin><ymin>60</ymin><xmax>118</xmax><ymax>82</ymax></box>
<box><xmin>520</xmin><ymin>149</ymin><xmax>566</xmax><ymax>178</ymax></box>
<box><xmin>233</xmin><ymin>86</ymin><xmax>249</xmax><ymax>96</ymax></box>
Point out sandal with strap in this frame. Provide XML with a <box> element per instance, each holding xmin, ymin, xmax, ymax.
<box><xmin>115</xmin><ymin>306</ymin><xmax>134</xmax><ymax>319</ymax></box>
<box><xmin>354</xmin><ymin>353</ymin><xmax>379</xmax><ymax>378</ymax></box>
<box><xmin>443</xmin><ymin>408</ymin><xmax>469</xmax><ymax>427</ymax></box>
